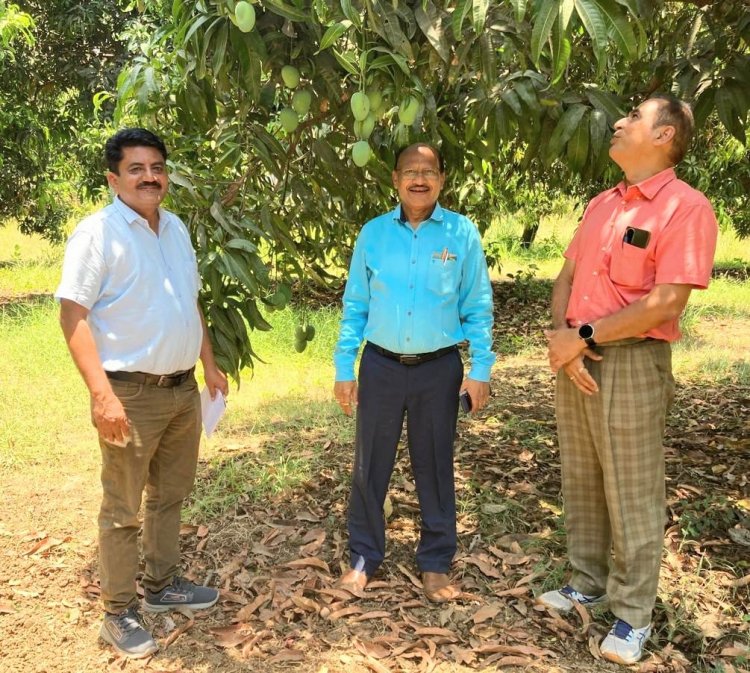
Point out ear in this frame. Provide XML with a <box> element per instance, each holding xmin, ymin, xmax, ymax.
<box><xmin>392</xmin><ymin>170</ymin><xmax>399</xmax><ymax>189</ymax></box>
<box><xmin>106</xmin><ymin>171</ymin><xmax>119</xmax><ymax>193</ymax></box>
<box><xmin>654</xmin><ymin>125</ymin><xmax>675</xmax><ymax>146</ymax></box>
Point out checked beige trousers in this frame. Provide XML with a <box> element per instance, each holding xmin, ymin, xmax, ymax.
<box><xmin>556</xmin><ymin>339</ymin><xmax>675</xmax><ymax>628</ymax></box>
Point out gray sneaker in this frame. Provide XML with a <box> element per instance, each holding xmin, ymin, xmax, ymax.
<box><xmin>143</xmin><ymin>576</ymin><xmax>219</xmax><ymax>613</ymax></box>
<box><xmin>99</xmin><ymin>607</ymin><xmax>158</xmax><ymax>659</ymax></box>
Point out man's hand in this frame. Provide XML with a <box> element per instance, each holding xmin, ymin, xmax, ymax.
<box><xmin>204</xmin><ymin>366</ymin><xmax>229</xmax><ymax>400</ymax></box>
<box><xmin>545</xmin><ymin>327</ymin><xmax>589</xmax><ymax>373</ymax></box>
<box><xmin>91</xmin><ymin>391</ymin><xmax>131</xmax><ymax>444</ymax></box>
<box><xmin>334</xmin><ymin>380</ymin><xmax>358</xmax><ymax>416</ymax></box>
<box><xmin>461</xmin><ymin>378</ymin><xmax>490</xmax><ymax>414</ymax></box>
<box><xmin>562</xmin><ymin>353</ymin><xmax>602</xmax><ymax>395</ymax></box>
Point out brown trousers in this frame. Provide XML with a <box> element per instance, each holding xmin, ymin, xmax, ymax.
<box><xmin>556</xmin><ymin>339</ymin><xmax>675</xmax><ymax>628</ymax></box>
<box><xmin>98</xmin><ymin>376</ymin><xmax>201</xmax><ymax>613</ymax></box>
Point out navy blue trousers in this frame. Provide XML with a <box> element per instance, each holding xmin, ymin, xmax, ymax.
<box><xmin>348</xmin><ymin>343</ymin><xmax>463</xmax><ymax>576</ymax></box>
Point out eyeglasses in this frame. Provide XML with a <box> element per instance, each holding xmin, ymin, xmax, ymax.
<box><xmin>398</xmin><ymin>169</ymin><xmax>441</xmax><ymax>180</ymax></box>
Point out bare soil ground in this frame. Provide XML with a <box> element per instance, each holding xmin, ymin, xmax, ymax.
<box><xmin>1</xmin><ymin>284</ymin><xmax>748</xmax><ymax>673</ymax></box>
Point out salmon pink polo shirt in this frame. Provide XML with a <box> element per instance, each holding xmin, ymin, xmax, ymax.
<box><xmin>564</xmin><ymin>167</ymin><xmax>718</xmax><ymax>342</ymax></box>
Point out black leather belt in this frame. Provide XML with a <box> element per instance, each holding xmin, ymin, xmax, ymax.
<box><xmin>368</xmin><ymin>343</ymin><xmax>457</xmax><ymax>366</ymax></box>
<box><xmin>105</xmin><ymin>367</ymin><xmax>195</xmax><ymax>388</ymax></box>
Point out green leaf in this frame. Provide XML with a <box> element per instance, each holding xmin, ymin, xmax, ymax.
<box><xmin>585</xmin><ymin>87</ymin><xmax>624</xmax><ymax>122</ymax></box>
<box><xmin>559</xmin><ymin>0</ymin><xmax>575</xmax><ymax>29</ymax></box>
<box><xmin>566</xmin><ymin>110</ymin><xmax>590</xmax><ymax>173</ymax></box>
<box><xmin>340</xmin><ymin>0</ymin><xmax>362</xmax><ymax>27</ymax></box>
<box><xmin>264</xmin><ymin>0</ymin><xmax>310</xmax><ymax>22</ymax></box>
<box><xmin>715</xmin><ymin>87</ymin><xmax>746</xmax><ymax>143</ymax></box>
<box><xmin>509</xmin><ymin>0</ymin><xmax>528</xmax><ymax>23</ymax></box>
<box><xmin>574</xmin><ymin>0</ymin><xmax>607</xmax><ymax>61</ymax></box>
<box><xmin>414</xmin><ymin>1</ymin><xmax>450</xmax><ymax>63</ymax></box>
<box><xmin>550</xmin><ymin>17</ymin><xmax>572</xmax><ymax>83</ymax></box>
<box><xmin>546</xmin><ymin>103</ymin><xmax>588</xmax><ymax>163</ymax></box>
<box><xmin>226</xmin><ymin>238</ymin><xmax>258</xmax><ymax>253</ymax></box>
<box><xmin>332</xmin><ymin>48</ymin><xmax>359</xmax><ymax>75</ymax></box>
<box><xmin>318</xmin><ymin>21</ymin><xmax>350</xmax><ymax>51</ymax></box>
<box><xmin>531</xmin><ymin>0</ymin><xmax>557</xmax><ymax>67</ymax></box>
<box><xmin>593</xmin><ymin>0</ymin><xmax>637</xmax><ymax>59</ymax></box>
<box><xmin>692</xmin><ymin>87</ymin><xmax>715</xmax><ymax>129</ymax></box>
<box><xmin>451</xmin><ymin>0</ymin><xmax>472</xmax><ymax>39</ymax></box>
<box><xmin>472</xmin><ymin>0</ymin><xmax>489</xmax><ymax>34</ymax></box>
<box><xmin>588</xmin><ymin>108</ymin><xmax>608</xmax><ymax>164</ymax></box>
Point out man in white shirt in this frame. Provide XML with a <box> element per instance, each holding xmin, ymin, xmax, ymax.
<box><xmin>56</xmin><ymin>128</ymin><xmax>228</xmax><ymax>659</ymax></box>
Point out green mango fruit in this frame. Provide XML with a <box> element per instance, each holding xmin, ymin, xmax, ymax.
<box><xmin>367</xmin><ymin>90</ymin><xmax>382</xmax><ymax>113</ymax></box>
<box><xmin>354</xmin><ymin>113</ymin><xmax>376</xmax><ymax>140</ymax></box>
<box><xmin>292</xmin><ymin>89</ymin><xmax>312</xmax><ymax>116</ymax></box>
<box><xmin>294</xmin><ymin>337</ymin><xmax>307</xmax><ymax>353</ymax></box>
<box><xmin>294</xmin><ymin>325</ymin><xmax>306</xmax><ymax>341</ymax></box>
<box><xmin>304</xmin><ymin>324</ymin><xmax>316</xmax><ymax>341</ymax></box>
<box><xmin>350</xmin><ymin>91</ymin><xmax>370</xmax><ymax>121</ymax></box>
<box><xmin>398</xmin><ymin>96</ymin><xmax>420</xmax><ymax>125</ymax></box>
<box><xmin>279</xmin><ymin>107</ymin><xmax>299</xmax><ymax>133</ymax></box>
<box><xmin>235</xmin><ymin>1</ymin><xmax>255</xmax><ymax>32</ymax></box>
<box><xmin>351</xmin><ymin>140</ymin><xmax>371</xmax><ymax>167</ymax></box>
<box><xmin>281</xmin><ymin>65</ymin><xmax>300</xmax><ymax>89</ymax></box>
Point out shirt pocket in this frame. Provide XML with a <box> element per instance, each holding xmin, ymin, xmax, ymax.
<box><xmin>427</xmin><ymin>258</ymin><xmax>459</xmax><ymax>296</ymax></box>
<box><xmin>609</xmin><ymin>242</ymin><xmax>652</xmax><ymax>288</ymax></box>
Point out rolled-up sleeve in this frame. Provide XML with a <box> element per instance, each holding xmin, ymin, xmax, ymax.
<box><xmin>54</xmin><ymin>228</ymin><xmax>105</xmax><ymax>310</ymax></box>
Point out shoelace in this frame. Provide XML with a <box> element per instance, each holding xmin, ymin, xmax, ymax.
<box><xmin>115</xmin><ymin>608</ymin><xmax>145</xmax><ymax>634</ymax></box>
<box><xmin>613</xmin><ymin>619</ymin><xmax>635</xmax><ymax>641</ymax></box>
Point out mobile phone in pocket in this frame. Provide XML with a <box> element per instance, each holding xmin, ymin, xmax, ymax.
<box><xmin>624</xmin><ymin>226</ymin><xmax>651</xmax><ymax>249</ymax></box>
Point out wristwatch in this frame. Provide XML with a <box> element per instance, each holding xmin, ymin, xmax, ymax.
<box><xmin>578</xmin><ymin>323</ymin><xmax>597</xmax><ymax>348</ymax></box>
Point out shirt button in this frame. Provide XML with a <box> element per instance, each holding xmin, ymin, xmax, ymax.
<box><xmin>406</xmin><ymin>337</ymin><xmax>411</xmax><ymax>342</ymax></box>
<box><xmin>411</xmin><ymin>260</ymin><xmax>416</xmax><ymax>264</ymax></box>
<box><xmin>601</xmin><ymin>247</ymin><xmax>606</xmax><ymax>251</ymax></box>
<box><xmin>413</xmin><ymin>234</ymin><xmax>417</xmax><ymax>239</ymax></box>
<box><xmin>583</xmin><ymin>295</ymin><xmax>589</xmax><ymax>301</ymax></box>
<box><xmin>592</xmin><ymin>271</ymin><xmax>598</xmax><ymax>276</ymax></box>
<box><xmin>407</xmin><ymin>311</ymin><xmax>412</xmax><ymax>316</ymax></box>
<box><xmin>409</xmin><ymin>284</ymin><xmax>414</xmax><ymax>289</ymax></box>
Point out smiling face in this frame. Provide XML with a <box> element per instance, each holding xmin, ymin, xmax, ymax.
<box><xmin>392</xmin><ymin>145</ymin><xmax>445</xmax><ymax>219</ymax></box>
<box><xmin>107</xmin><ymin>145</ymin><xmax>168</xmax><ymax>218</ymax></box>
<box><xmin>609</xmin><ymin>98</ymin><xmax>675</xmax><ymax>170</ymax></box>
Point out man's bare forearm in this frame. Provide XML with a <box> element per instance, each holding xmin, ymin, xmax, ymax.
<box><xmin>59</xmin><ymin>299</ymin><xmax>113</xmax><ymax>399</ymax></box>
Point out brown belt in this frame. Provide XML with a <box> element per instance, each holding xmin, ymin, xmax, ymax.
<box><xmin>105</xmin><ymin>367</ymin><xmax>195</xmax><ymax>388</ymax></box>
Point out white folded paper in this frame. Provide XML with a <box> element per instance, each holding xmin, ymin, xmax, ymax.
<box><xmin>200</xmin><ymin>387</ymin><xmax>226</xmax><ymax>438</ymax></box>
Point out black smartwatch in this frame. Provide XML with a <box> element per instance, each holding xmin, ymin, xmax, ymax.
<box><xmin>578</xmin><ymin>323</ymin><xmax>597</xmax><ymax>348</ymax></box>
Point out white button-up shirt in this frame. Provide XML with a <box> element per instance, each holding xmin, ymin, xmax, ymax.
<box><xmin>55</xmin><ymin>198</ymin><xmax>203</xmax><ymax>374</ymax></box>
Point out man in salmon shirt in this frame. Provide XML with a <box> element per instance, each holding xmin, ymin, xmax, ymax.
<box><xmin>538</xmin><ymin>95</ymin><xmax>718</xmax><ymax>664</ymax></box>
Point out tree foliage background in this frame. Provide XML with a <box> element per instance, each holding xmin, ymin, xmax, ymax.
<box><xmin>1</xmin><ymin>0</ymin><xmax>748</xmax><ymax>377</ymax></box>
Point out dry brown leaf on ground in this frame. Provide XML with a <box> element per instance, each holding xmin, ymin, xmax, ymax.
<box><xmin>721</xmin><ymin>645</ymin><xmax>750</xmax><ymax>657</ymax></box>
<box><xmin>268</xmin><ymin>648</ymin><xmax>305</xmax><ymax>663</ymax></box>
<box><xmin>363</xmin><ymin>656</ymin><xmax>393</xmax><ymax>673</ymax></box>
<box><xmin>486</xmin><ymin>654</ymin><xmax>533</xmax><ymax>667</ymax></box>
<box><xmin>0</xmin><ymin>602</ymin><xmax>15</xmax><ymax>614</ymax></box>
<box><xmin>209</xmin><ymin>623</ymin><xmax>254</xmax><ymax>648</ymax></box>
<box><xmin>727</xmin><ymin>572</ymin><xmax>750</xmax><ymax>588</ymax></box>
<box><xmin>23</xmin><ymin>535</ymin><xmax>70</xmax><ymax>556</ymax></box>
<box><xmin>351</xmin><ymin>610</ymin><xmax>391</xmax><ymax>622</ymax></box>
<box><xmin>162</xmin><ymin>610</ymin><xmax>195</xmax><ymax>649</ymax></box>
<box><xmin>354</xmin><ymin>638</ymin><xmax>391</xmax><ymax>659</ymax></box>
<box><xmin>587</xmin><ymin>633</ymin><xmax>602</xmax><ymax>660</ymax></box>
<box><xmin>299</xmin><ymin>528</ymin><xmax>326</xmax><ymax>555</ymax></box>
<box><xmin>328</xmin><ymin>605</ymin><xmax>364</xmax><ymax>620</ymax></box>
<box><xmin>235</xmin><ymin>591</ymin><xmax>270</xmax><ymax>620</ymax></box>
<box><xmin>472</xmin><ymin>603</ymin><xmax>503</xmax><ymax>624</ymax></box>
<box><xmin>284</xmin><ymin>557</ymin><xmax>330</xmax><ymax>573</ymax></box>
<box><xmin>290</xmin><ymin>593</ymin><xmax>320</xmax><ymax>612</ymax></box>
<box><xmin>396</xmin><ymin>563</ymin><xmax>423</xmax><ymax>588</ymax></box>
<box><xmin>462</xmin><ymin>554</ymin><xmax>503</xmax><ymax>579</ymax></box>
<box><xmin>219</xmin><ymin>589</ymin><xmax>248</xmax><ymax>605</ymax></box>
<box><xmin>571</xmin><ymin>599</ymin><xmax>591</xmax><ymax>633</ymax></box>
<box><xmin>495</xmin><ymin>585</ymin><xmax>529</xmax><ymax>597</ymax></box>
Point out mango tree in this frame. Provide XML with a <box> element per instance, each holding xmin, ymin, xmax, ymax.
<box><xmin>114</xmin><ymin>0</ymin><xmax>750</xmax><ymax>378</ymax></box>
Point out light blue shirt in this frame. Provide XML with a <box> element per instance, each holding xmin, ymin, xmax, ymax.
<box><xmin>334</xmin><ymin>203</ymin><xmax>495</xmax><ymax>382</ymax></box>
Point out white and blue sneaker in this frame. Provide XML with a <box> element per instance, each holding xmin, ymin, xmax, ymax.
<box><xmin>600</xmin><ymin>619</ymin><xmax>652</xmax><ymax>664</ymax></box>
<box><xmin>535</xmin><ymin>584</ymin><xmax>607</xmax><ymax>612</ymax></box>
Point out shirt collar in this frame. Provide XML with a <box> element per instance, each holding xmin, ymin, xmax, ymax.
<box><xmin>392</xmin><ymin>202</ymin><xmax>444</xmax><ymax>225</ymax></box>
<box><xmin>614</xmin><ymin>167</ymin><xmax>676</xmax><ymax>201</ymax></box>
<box><xmin>113</xmin><ymin>196</ymin><xmax>167</xmax><ymax>229</ymax></box>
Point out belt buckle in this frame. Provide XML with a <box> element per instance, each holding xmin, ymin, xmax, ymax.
<box><xmin>156</xmin><ymin>374</ymin><xmax>171</xmax><ymax>387</ymax></box>
<box><xmin>399</xmin><ymin>354</ymin><xmax>420</xmax><ymax>365</ymax></box>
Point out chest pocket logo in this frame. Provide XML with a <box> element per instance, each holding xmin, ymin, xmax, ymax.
<box><xmin>427</xmin><ymin>257</ymin><xmax>459</xmax><ymax>295</ymax></box>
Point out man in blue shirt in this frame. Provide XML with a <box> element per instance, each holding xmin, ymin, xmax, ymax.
<box><xmin>333</xmin><ymin>143</ymin><xmax>495</xmax><ymax>602</ymax></box>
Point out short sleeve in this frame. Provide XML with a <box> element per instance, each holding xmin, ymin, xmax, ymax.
<box><xmin>654</xmin><ymin>203</ymin><xmax>718</xmax><ymax>288</ymax></box>
<box><xmin>54</xmin><ymin>227</ymin><xmax>106</xmax><ymax>310</ymax></box>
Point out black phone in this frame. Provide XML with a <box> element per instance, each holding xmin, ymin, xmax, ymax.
<box><xmin>459</xmin><ymin>390</ymin><xmax>472</xmax><ymax>413</ymax></box>
<box><xmin>624</xmin><ymin>226</ymin><xmax>651</xmax><ymax>249</ymax></box>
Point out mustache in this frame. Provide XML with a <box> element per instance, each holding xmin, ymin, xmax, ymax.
<box><xmin>138</xmin><ymin>181</ymin><xmax>162</xmax><ymax>188</ymax></box>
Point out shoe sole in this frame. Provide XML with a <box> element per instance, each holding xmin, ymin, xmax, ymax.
<box><xmin>142</xmin><ymin>596</ymin><xmax>219</xmax><ymax>613</ymax></box>
<box><xmin>534</xmin><ymin>595</ymin><xmax>608</xmax><ymax>612</ymax></box>
<box><xmin>99</xmin><ymin>626</ymin><xmax>158</xmax><ymax>659</ymax></box>
<box><xmin>601</xmin><ymin>651</ymin><xmax>642</xmax><ymax>665</ymax></box>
